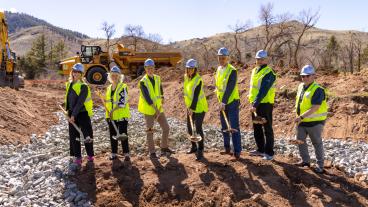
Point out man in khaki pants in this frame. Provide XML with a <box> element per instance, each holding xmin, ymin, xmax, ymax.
<box><xmin>294</xmin><ymin>65</ymin><xmax>328</xmax><ymax>174</ymax></box>
<box><xmin>138</xmin><ymin>59</ymin><xmax>174</xmax><ymax>158</ymax></box>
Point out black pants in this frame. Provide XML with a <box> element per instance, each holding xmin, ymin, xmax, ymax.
<box><xmin>187</xmin><ymin>112</ymin><xmax>205</xmax><ymax>150</ymax></box>
<box><xmin>68</xmin><ymin>111</ymin><xmax>94</xmax><ymax>158</ymax></box>
<box><xmin>252</xmin><ymin>103</ymin><xmax>274</xmax><ymax>156</ymax></box>
<box><xmin>108</xmin><ymin>119</ymin><xmax>129</xmax><ymax>154</ymax></box>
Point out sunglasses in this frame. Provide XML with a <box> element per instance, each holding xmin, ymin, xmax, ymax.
<box><xmin>301</xmin><ymin>75</ymin><xmax>311</xmax><ymax>78</ymax></box>
<box><xmin>186</xmin><ymin>67</ymin><xmax>196</xmax><ymax>70</ymax></box>
<box><xmin>72</xmin><ymin>70</ymin><xmax>82</xmax><ymax>74</ymax></box>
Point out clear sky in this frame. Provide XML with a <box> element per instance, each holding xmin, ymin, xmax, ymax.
<box><xmin>1</xmin><ymin>0</ymin><xmax>367</xmax><ymax>43</ymax></box>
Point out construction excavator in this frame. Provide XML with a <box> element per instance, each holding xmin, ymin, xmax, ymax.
<box><xmin>0</xmin><ymin>11</ymin><xmax>24</xmax><ymax>89</ymax></box>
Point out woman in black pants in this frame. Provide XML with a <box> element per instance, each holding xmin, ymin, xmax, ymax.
<box><xmin>104</xmin><ymin>66</ymin><xmax>131</xmax><ymax>161</ymax></box>
<box><xmin>65</xmin><ymin>63</ymin><xmax>94</xmax><ymax>166</ymax></box>
<box><xmin>183</xmin><ymin>59</ymin><xmax>208</xmax><ymax>160</ymax></box>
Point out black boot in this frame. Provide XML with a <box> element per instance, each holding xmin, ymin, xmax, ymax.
<box><xmin>196</xmin><ymin>150</ymin><xmax>203</xmax><ymax>160</ymax></box>
<box><xmin>186</xmin><ymin>145</ymin><xmax>197</xmax><ymax>154</ymax></box>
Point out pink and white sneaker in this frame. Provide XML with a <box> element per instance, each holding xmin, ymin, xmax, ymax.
<box><xmin>74</xmin><ymin>158</ymin><xmax>82</xmax><ymax>166</ymax></box>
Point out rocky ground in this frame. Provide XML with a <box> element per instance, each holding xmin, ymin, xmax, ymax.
<box><xmin>0</xmin><ymin>107</ymin><xmax>367</xmax><ymax>206</ymax></box>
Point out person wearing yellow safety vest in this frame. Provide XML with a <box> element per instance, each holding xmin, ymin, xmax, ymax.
<box><xmin>248</xmin><ymin>50</ymin><xmax>277</xmax><ymax>161</ymax></box>
<box><xmin>184</xmin><ymin>59</ymin><xmax>208</xmax><ymax>160</ymax></box>
<box><xmin>215</xmin><ymin>47</ymin><xmax>242</xmax><ymax>161</ymax></box>
<box><xmin>105</xmin><ymin>66</ymin><xmax>131</xmax><ymax>161</ymax></box>
<box><xmin>138</xmin><ymin>59</ymin><xmax>174</xmax><ymax>158</ymax></box>
<box><xmin>248</xmin><ymin>50</ymin><xmax>276</xmax><ymax>160</ymax></box>
<box><xmin>65</xmin><ymin>63</ymin><xmax>94</xmax><ymax>166</ymax></box>
<box><xmin>294</xmin><ymin>65</ymin><xmax>328</xmax><ymax>174</ymax></box>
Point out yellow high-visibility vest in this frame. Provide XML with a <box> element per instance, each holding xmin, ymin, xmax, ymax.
<box><xmin>215</xmin><ymin>63</ymin><xmax>239</xmax><ymax>104</ymax></box>
<box><xmin>105</xmin><ymin>82</ymin><xmax>131</xmax><ymax>120</ymax></box>
<box><xmin>184</xmin><ymin>73</ymin><xmax>208</xmax><ymax>113</ymax></box>
<box><xmin>248</xmin><ymin>65</ymin><xmax>276</xmax><ymax>104</ymax></box>
<box><xmin>138</xmin><ymin>74</ymin><xmax>163</xmax><ymax>115</ymax></box>
<box><xmin>295</xmin><ymin>82</ymin><xmax>328</xmax><ymax>122</ymax></box>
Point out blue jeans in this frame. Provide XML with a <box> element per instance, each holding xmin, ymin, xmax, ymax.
<box><xmin>220</xmin><ymin>100</ymin><xmax>241</xmax><ymax>154</ymax></box>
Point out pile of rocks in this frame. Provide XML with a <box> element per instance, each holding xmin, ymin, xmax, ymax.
<box><xmin>0</xmin><ymin>107</ymin><xmax>367</xmax><ymax>206</ymax></box>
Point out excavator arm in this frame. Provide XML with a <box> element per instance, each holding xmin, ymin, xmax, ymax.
<box><xmin>0</xmin><ymin>11</ymin><xmax>24</xmax><ymax>89</ymax></box>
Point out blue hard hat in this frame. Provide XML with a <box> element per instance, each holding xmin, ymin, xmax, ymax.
<box><xmin>217</xmin><ymin>47</ymin><xmax>229</xmax><ymax>56</ymax></box>
<box><xmin>300</xmin><ymin>65</ymin><xmax>315</xmax><ymax>75</ymax></box>
<box><xmin>144</xmin><ymin>59</ymin><xmax>155</xmax><ymax>67</ymax></box>
<box><xmin>255</xmin><ymin>50</ymin><xmax>268</xmax><ymax>59</ymax></box>
<box><xmin>72</xmin><ymin>63</ymin><xmax>84</xmax><ymax>73</ymax></box>
<box><xmin>110</xmin><ymin>66</ymin><xmax>121</xmax><ymax>73</ymax></box>
<box><xmin>186</xmin><ymin>59</ymin><xmax>198</xmax><ymax>68</ymax></box>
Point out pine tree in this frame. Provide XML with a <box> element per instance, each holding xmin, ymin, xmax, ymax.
<box><xmin>18</xmin><ymin>34</ymin><xmax>47</xmax><ymax>79</ymax></box>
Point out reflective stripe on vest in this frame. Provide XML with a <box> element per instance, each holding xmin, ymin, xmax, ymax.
<box><xmin>65</xmin><ymin>81</ymin><xmax>94</xmax><ymax>117</ymax></box>
<box><xmin>183</xmin><ymin>73</ymin><xmax>208</xmax><ymax>113</ymax></box>
<box><xmin>105</xmin><ymin>82</ymin><xmax>131</xmax><ymax>120</ymax></box>
<box><xmin>248</xmin><ymin>66</ymin><xmax>276</xmax><ymax>104</ymax></box>
<box><xmin>295</xmin><ymin>82</ymin><xmax>328</xmax><ymax>122</ymax></box>
<box><xmin>138</xmin><ymin>75</ymin><xmax>163</xmax><ymax>115</ymax></box>
<box><xmin>215</xmin><ymin>63</ymin><xmax>240</xmax><ymax>104</ymax></box>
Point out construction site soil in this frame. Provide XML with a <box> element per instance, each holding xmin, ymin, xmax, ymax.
<box><xmin>1</xmin><ymin>67</ymin><xmax>368</xmax><ymax>206</ymax></box>
<box><xmin>73</xmin><ymin>151</ymin><xmax>368</xmax><ymax>207</ymax></box>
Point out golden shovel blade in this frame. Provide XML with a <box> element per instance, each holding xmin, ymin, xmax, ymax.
<box><xmin>188</xmin><ymin>135</ymin><xmax>202</xmax><ymax>143</ymax></box>
<box><xmin>146</xmin><ymin>128</ymin><xmax>159</xmax><ymax>134</ymax></box>
<box><xmin>253</xmin><ymin>116</ymin><xmax>267</xmax><ymax>124</ymax></box>
<box><xmin>289</xmin><ymin>139</ymin><xmax>305</xmax><ymax>145</ymax></box>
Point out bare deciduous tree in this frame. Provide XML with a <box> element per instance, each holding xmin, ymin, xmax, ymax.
<box><xmin>101</xmin><ymin>21</ymin><xmax>116</xmax><ymax>51</ymax></box>
<box><xmin>124</xmin><ymin>24</ymin><xmax>145</xmax><ymax>51</ymax></box>
<box><xmin>228</xmin><ymin>20</ymin><xmax>252</xmax><ymax>64</ymax></box>
<box><xmin>258</xmin><ymin>3</ymin><xmax>293</xmax><ymax>65</ymax></box>
<box><xmin>259</xmin><ymin>2</ymin><xmax>276</xmax><ymax>50</ymax></box>
<box><xmin>354</xmin><ymin>34</ymin><xmax>363</xmax><ymax>72</ymax></box>
<box><xmin>199</xmin><ymin>41</ymin><xmax>210</xmax><ymax>70</ymax></box>
<box><xmin>292</xmin><ymin>8</ymin><xmax>320</xmax><ymax>68</ymax></box>
<box><xmin>146</xmin><ymin>33</ymin><xmax>163</xmax><ymax>51</ymax></box>
<box><xmin>341</xmin><ymin>32</ymin><xmax>356</xmax><ymax>73</ymax></box>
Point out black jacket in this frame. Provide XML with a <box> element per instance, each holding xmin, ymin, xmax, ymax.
<box><xmin>66</xmin><ymin>82</ymin><xmax>88</xmax><ymax>117</ymax></box>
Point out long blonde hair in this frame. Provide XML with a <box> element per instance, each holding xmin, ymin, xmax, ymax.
<box><xmin>108</xmin><ymin>72</ymin><xmax>125</xmax><ymax>84</ymax></box>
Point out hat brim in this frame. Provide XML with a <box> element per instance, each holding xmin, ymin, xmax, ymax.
<box><xmin>300</xmin><ymin>72</ymin><xmax>314</xmax><ymax>75</ymax></box>
<box><xmin>255</xmin><ymin>56</ymin><xmax>267</xmax><ymax>59</ymax></box>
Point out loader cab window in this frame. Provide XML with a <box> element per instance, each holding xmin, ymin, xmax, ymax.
<box><xmin>80</xmin><ymin>45</ymin><xmax>101</xmax><ymax>64</ymax></box>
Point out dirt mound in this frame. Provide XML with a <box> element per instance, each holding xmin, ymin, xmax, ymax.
<box><xmin>0</xmin><ymin>82</ymin><xmax>64</xmax><ymax>145</ymax></box>
<box><xmin>73</xmin><ymin>151</ymin><xmax>368</xmax><ymax>206</ymax></box>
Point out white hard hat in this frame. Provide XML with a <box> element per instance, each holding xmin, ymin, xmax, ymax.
<box><xmin>110</xmin><ymin>66</ymin><xmax>121</xmax><ymax>73</ymax></box>
<box><xmin>144</xmin><ymin>59</ymin><xmax>155</xmax><ymax>67</ymax></box>
<box><xmin>255</xmin><ymin>50</ymin><xmax>268</xmax><ymax>59</ymax></box>
<box><xmin>186</xmin><ymin>59</ymin><xmax>198</xmax><ymax>68</ymax></box>
<box><xmin>300</xmin><ymin>65</ymin><xmax>315</xmax><ymax>75</ymax></box>
<box><xmin>72</xmin><ymin>63</ymin><xmax>84</xmax><ymax>73</ymax></box>
<box><xmin>217</xmin><ymin>47</ymin><xmax>229</xmax><ymax>56</ymax></box>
